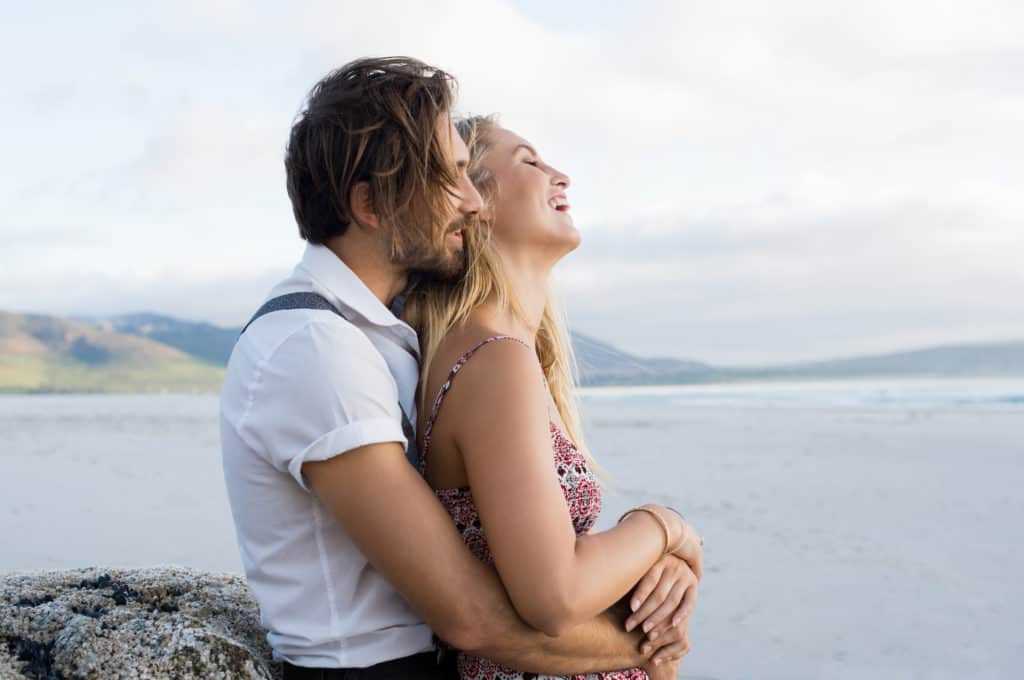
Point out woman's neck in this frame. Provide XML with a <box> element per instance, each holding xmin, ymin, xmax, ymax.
<box><xmin>471</xmin><ymin>260</ymin><xmax>551</xmax><ymax>345</ymax></box>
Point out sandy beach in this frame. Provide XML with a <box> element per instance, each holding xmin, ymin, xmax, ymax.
<box><xmin>2</xmin><ymin>379</ymin><xmax>1021</xmax><ymax>679</ymax></box>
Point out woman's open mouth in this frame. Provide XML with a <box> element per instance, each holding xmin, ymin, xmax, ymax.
<box><xmin>549</xmin><ymin>195</ymin><xmax>570</xmax><ymax>212</ymax></box>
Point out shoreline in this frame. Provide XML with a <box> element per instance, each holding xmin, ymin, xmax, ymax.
<box><xmin>3</xmin><ymin>374</ymin><xmax>1023</xmax><ymax>398</ymax></box>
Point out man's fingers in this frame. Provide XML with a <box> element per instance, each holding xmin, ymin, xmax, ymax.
<box><xmin>645</xmin><ymin>582</ymin><xmax>698</xmax><ymax>653</ymax></box>
<box><xmin>639</xmin><ymin>619</ymin><xmax>684</xmax><ymax>656</ymax></box>
<box><xmin>640</xmin><ymin>581</ymin><xmax>685</xmax><ymax>640</ymax></box>
<box><xmin>652</xmin><ymin>636</ymin><xmax>691</xmax><ymax>665</ymax></box>
<box><xmin>646</xmin><ymin>609</ymin><xmax>685</xmax><ymax>644</ymax></box>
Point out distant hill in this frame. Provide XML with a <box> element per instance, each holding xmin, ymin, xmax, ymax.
<box><xmin>88</xmin><ymin>313</ymin><xmax>239</xmax><ymax>366</ymax></box>
<box><xmin>94</xmin><ymin>313</ymin><xmax>726</xmax><ymax>385</ymax></box>
<box><xmin>735</xmin><ymin>341</ymin><xmax>1024</xmax><ymax>381</ymax></box>
<box><xmin>90</xmin><ymin>313</ymin><xmax>1024</xmax><ymax>384</ymax></box>
<box><xmin>0</xmin><ymin>312</ymin><xmax>224</xmax><ymax>393</ymax></box>
<box><xmin>571</xmin><ymin>333</ymin><xmax>721</xmax><ymax>386</ymax></box>
<box><xmin>2</xmin><ymin>310</ymin><xmax>1022</xmax><ymax>393</ymax></box>
<box><xmin>573</xmin><ymin>336</ymin><xmax>1024</xmax><ymax>385</ymax></box>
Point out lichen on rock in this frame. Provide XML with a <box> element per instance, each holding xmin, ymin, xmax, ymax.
<box><xmin>0</xmin><ymin>566</ymin><xmax>281</xmax><ymax>679</ymax></box>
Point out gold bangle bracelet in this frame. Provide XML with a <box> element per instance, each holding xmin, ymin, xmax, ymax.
<box><xmin>663</xmin><ymin>505</ymin><xmax>690</xmax><ymax>552</ymax></box>
<box><xmin>618</xmin><ymin>506</ymin><xmax>672</xmax><ymax>555</ymax></box>
<box><xmin>671</xmin><ymin>521</ymin><xmax>689</xmax><ymax>554</ymax></box>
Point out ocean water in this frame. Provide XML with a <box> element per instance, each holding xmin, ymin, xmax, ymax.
<box><xmin>2</xmin><ymin>378</ymin><xmax>1022</xmax><ymax>679</ymax></box>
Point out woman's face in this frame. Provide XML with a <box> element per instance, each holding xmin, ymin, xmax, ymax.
<box><xmin>482</xmin><ymin>127</ymin><xmax>580</xmax><ymax>262</ymax></box>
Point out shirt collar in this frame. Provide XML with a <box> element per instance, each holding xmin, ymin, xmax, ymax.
<box><xmin>297</xmin><ymin>243</ymin><xmax>419</xmax><ymax>355</ymax></box>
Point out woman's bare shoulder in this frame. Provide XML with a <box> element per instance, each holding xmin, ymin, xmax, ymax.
<box><xmin>430</xmin><ymin>326</ymin><xmax>528</xmax><ymax>375</ymax></box>
<box><xmin>429</xmin><ymin>327</ymin><xmax>544</xmax><ymax>410</ymax></box>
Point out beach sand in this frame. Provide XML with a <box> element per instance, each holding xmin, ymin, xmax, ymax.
<box><xmin>2</xmin><ymin>383</ymin><xmax>1021</xmax><ymax>678</ymax></box>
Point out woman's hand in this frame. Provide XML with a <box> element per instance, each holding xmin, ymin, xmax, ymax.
<box><xmin>670</xmin><ymin>528</ymin><xmax>702</xmax><ymax>583</ymax></box>
<box><xmin>651</xmin><ymin>505</ymin><xmax>703</xmax><ymax>581</ymax></box>
<box><xmin>624</xmin><ymin>553</ymin><xmax>698</xmax><ymax>659</ymax></box>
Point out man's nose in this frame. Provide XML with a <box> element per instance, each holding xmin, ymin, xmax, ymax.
<box><xmin>460</xmin><ymin>179</ymin><xmax>484</xmax><ymax>215</ymax></box>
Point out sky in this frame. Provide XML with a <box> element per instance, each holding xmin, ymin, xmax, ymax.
<box><xmin>2</xmin><ymin>0</ymin><xmax>1022</xmax><ymax>364</ymax></box>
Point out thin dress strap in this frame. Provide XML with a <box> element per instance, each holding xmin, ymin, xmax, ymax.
<box><xmin>420</xmin><ymin>335</ymin><xmax>533</xmax><ymax>470</ymax></box>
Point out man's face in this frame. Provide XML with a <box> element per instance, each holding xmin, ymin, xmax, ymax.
<box><xmin>439</xmin><ymin>119</ymin><xmax>480</xmax><ymax>262</ymax></box>
<box><xmin>395</xmin><ymin>115</ymin><xmax>483</xmax><ymax>280</ymax></box>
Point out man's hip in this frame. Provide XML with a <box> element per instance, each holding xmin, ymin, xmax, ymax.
<box><xmin>283</xmin><ymin>650</ymin><xmax>458</xmax><ymax>680</ymax></box>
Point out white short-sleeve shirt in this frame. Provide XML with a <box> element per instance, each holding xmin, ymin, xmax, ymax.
<box><xmin>219</xmin><ymin>243</ymin><xmax>431</xmax><ymax>668</ymax></box>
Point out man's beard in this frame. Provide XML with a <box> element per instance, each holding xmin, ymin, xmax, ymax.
<box><xmin>395</xmin><ymin>215</ymin><xmax>470</xmax><ymax>281</ymax></box>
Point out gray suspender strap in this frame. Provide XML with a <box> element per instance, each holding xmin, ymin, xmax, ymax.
<box><xmin>238</xmin><ymin>292</ymin><xmax>421</xmax><ymax>470</ymax></box>
<box><xmin>239</xmin><ymin>292</ymin><xmax>347</xmax><ymax>337</ymax></box>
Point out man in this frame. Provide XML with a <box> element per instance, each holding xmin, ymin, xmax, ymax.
<box><xmin>220</xmin><ymin>57</ymin><xmax>693</xmax><ymax>680</ymax></box>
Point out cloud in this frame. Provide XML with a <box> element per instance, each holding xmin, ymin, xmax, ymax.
<box><xmin>2</xmin><ymin>0</ymin><xmax>1022</xmax><ymax>363</ymax></box>
<box><xmin>557</xmin><ymin>177</ymin><xmax>1024</xmax><ymax>361</ymax></box>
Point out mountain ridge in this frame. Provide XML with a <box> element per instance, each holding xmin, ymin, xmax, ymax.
<box><xmin>0</xmin><ymin>311</ymin><xmax>224</xmax><ymax>393</ymax></box>
<box><xmin>2</xmin><ymin>310</ymin><xmax>1022</xmax><ymax>392</ymax></box>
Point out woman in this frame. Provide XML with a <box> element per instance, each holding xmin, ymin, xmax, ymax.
<box><xmin>404</xmin><ymin>116</ymin><xmax>703</xmax><ymax>680</ymax></box>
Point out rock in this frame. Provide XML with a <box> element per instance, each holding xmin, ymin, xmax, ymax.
<box><xmin>0</xmin><ymin>566</ymin><xmax>281</xmax><ymax>679</ymax></box>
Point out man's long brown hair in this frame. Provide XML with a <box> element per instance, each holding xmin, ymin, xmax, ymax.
<box><xmin>285</xmin><ymin>57</ymin><xmax>461</xmax><ymax>264</ymax></box>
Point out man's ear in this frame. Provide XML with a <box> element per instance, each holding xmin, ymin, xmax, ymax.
<box><xmin>349</xmin><ymin>181</ymin><xmax>381</xmax><ymax>230</ymax></box>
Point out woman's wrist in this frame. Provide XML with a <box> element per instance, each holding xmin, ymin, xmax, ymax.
<box><xmin>650</xmin><ymin>504</ymin><xmax>687</xmax><ymax>553</ymax></box>
<box><xmin>641</xmin><ymin>504</ymin><xmax>685</xmax><ymax>554</ymax></box>
<box><xmin>618</xmin><ymin>505</ymin><xmax>673</xmax><ymax>554</ymax></box>
<box><xmin>639</xmin><ymin>504</ymin><xmax>690</xmax><ymax>554</ymax></box>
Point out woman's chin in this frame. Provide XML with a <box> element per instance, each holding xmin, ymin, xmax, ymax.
<box><xmin>559</xmin><ymin>220</ymin><xmax>582</xmax><ymax>249</ymax></box>
<box><xmin>548</xmin><ymin>224</ymin><xmax>582</xmax><ymax>259</ymax></box>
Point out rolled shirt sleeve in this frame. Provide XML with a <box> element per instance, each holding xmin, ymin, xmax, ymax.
<box><xmin>238</xmin><ymin>319</ymin><xmax>407</xmax><ymax>492</ymax></box>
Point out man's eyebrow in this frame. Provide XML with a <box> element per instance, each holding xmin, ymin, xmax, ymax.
<box><xmin>513</xmin><ymin>143</ymin><xmax>538</xmax><ymax>157</ymax></box>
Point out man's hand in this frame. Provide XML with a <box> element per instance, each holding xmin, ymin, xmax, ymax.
<box><xmin>642</xmin><ymin>656</ymin><xmax>682</xmax><ymax>680</ymax></box>
<box><xmin>640</xmin><ymin>613</ymin><xmax>691</xmax><ymax>668</ymax></box>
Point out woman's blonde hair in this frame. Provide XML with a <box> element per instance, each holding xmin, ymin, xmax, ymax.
<box><xmin>404</xmin><ymin>115</ymin><xmax>594</xmax><ymax>467</ymax></box>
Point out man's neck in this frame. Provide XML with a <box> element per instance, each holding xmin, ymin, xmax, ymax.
<box><xmin>325</xmin><ymin>234</ymin><xmax>408</xmax><ymax>307</ymax></box>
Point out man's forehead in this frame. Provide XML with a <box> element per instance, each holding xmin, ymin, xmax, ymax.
<box><xmin>449</xmin><ymin>123</ymin><xmax>470</xmax><ymax>163</ymax></box>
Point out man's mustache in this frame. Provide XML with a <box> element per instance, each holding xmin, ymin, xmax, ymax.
<box><xmin>445</xmin><ymin>213</ymin><xmax>476</xmax><ymax>235</ymax></box>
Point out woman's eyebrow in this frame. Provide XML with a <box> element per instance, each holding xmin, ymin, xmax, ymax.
<box><xmin>513</xmin><ymin>143</ymin><xmax>539</xmax><ymax>157</ymax></box>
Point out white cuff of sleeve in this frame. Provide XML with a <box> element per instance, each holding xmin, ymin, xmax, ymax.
<box><xmin>288</xmin><ymin>417</ymin><xmax>408</xmax><ymax>492</ymax></box>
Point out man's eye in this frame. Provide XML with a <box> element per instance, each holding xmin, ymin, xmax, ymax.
<box><xmin>524</xmin><ymin>159</ymin><xmax>538</xmax><ymax>166</ymax></box>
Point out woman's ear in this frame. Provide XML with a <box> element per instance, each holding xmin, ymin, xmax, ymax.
<box><xmin>349</xmin><ymin>181</ymin><xmax>381</xmax><ymax>230</ymax></box>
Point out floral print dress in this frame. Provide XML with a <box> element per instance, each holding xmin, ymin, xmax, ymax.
<box><xmin>420</xmin><ymin>336</ymin><xmax>647</xmax><ymax>680</ymax></box>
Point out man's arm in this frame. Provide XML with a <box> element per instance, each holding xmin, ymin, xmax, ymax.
<box><xmin>473</xmin><ymin>588</ymin><xmax>649</xmax><ymax>673</ymax></box>
<box><xmin>305</xmin><ymin>441</ymin><xmax>651</xmax><ymax>674</ymax></box>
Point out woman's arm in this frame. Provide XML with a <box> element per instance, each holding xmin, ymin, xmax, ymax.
<box><xmin>304</xmin><ymin>440</ymin><xmax>664</xmax><ymax>674</ymax></box>
<box><xmin>446</xmin><ymin>340</ymin><xmax>686</xmax><ymax>636</ymax></box>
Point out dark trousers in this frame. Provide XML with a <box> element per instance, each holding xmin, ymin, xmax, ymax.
<box><xmin>283</xmin><ymin>651</ymin><xmax>458</xmax><ymax>680</ymax></box>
